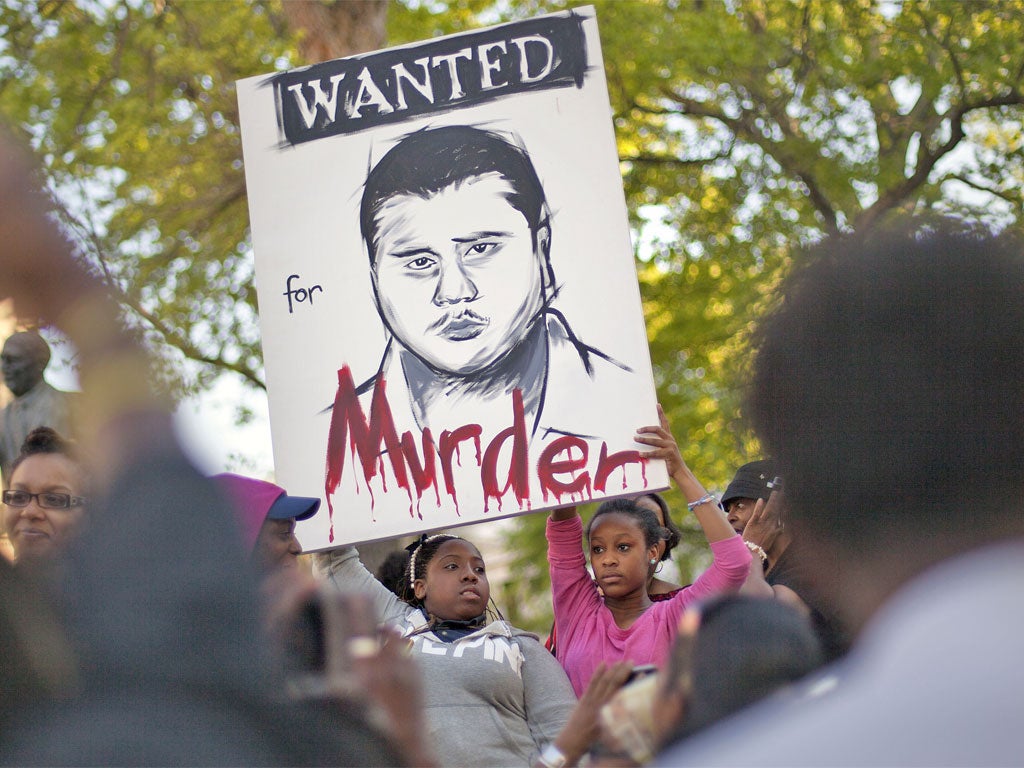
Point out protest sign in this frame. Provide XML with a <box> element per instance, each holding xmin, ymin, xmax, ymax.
<box><xmin>237</xmin><ymin>6</ymin><xmax>667</xmax><ymax>548</ymax></box>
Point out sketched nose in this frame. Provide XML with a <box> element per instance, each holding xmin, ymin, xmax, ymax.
<box><xmin>433</xmin><ymin>259</ymin><xmax>478</xmax><ymax>305</ymax></box>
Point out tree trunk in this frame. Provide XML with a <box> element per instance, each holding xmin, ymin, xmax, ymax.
<box><xmin>281</xmin><ymin>0</ymin><xmax>388</xmax><ymax>63</ymax></box>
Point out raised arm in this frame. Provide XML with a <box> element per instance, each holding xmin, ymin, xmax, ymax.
<box><xmin>634</xmin><ymin>405</ymin><xmax>736</xmax><ymax>544</ymax></box>
<box><xmin>315</xmin><ymin>547</ymin><xmax>414</xmax><ymax>628</ymax></box>
<box><xmin>549</xmin><ymin>505</ymin><xmax>578</xmax><ymax>522</ymax></box>
<box><xmin>546</xmin><ymin>505</ymin><xmax>603</xmax><ymax>666</ymax></box>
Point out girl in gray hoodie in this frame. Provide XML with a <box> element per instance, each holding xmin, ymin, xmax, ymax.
<box><xmin>319</xmin><ymin>533</ymin><xmax>580</xmax><ymax>767</ymax></box>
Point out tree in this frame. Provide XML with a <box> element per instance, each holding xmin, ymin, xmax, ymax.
<box><xmin>2</xmin><ymin>1</ymin><xmax>1022</xmax><ymax>630</ymax></box>
<box><xmin>597</xmin><ymin>0</ymin><xmax>1024</xmax><ymax>477</ymax></box>
<box><xmin>2</xmin><ymin>1</ymin><xmax>291</xmax><ymax>392</ymax></box>
<box><xmin>499</xmin><ymin>0</ymin><xmax>1024</xmax><ymax>631</ymax></box>
<box><xmin>0</xmin><ymin>1</ymin><xmax>389</xmax><ymax>391</ymax></box>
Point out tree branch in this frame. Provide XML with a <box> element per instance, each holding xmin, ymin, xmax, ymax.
<box><xmin>69</xmin><ymin>5</ymin><xmax>131</xmax><ymax>136</ymax></box>
<box><xmin>621</xmin><ymin>145</ymin><xmax>733</xmax><ymax>168</ymax></box>
<box><xmin>45</xmin><ymin>185</ymin><xmax>266</xmax><ymax>390</ymax></box>
<box><xmin>947</xmin><ymin>172</ymin><xmax>1022</xmax><ymax>206</ymax></box>
<box><xmin>653</xmin><ymin>84</ymin><xmax>841</xmax><ymax>234</ymax></box>
<box><xmin>281</xmin><ymin>0</ymin><xmax>387</xmax><ymax>62</ymax></box>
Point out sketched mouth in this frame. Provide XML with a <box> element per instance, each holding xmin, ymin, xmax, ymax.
<box><xmin>434</xmin><ymin>312</ymin><xmax>489</xmax><ymax>341</ymax></box>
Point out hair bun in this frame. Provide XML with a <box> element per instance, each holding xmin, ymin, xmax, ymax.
<box><xmin>21</xmin><ymin>426</ymin><xmax>65</xmax><ymax>453</ymax></box>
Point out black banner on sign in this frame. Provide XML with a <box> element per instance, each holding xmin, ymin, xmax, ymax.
<box><xmin>271</xmin><ymin>12</ymin><xmax>587</xmax><ymax>146</ymax></box>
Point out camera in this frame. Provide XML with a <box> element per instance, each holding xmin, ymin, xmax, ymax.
<box><xmin>284</xmin><ymin>593</ymin><xmax>328</xmax><ymax>675</ymax></box>
<box><xmin>280</xmin><ymin>587</ymin><xmax>380</xmax><ymax>699</ymax></box>
<box><xmin>599</xmin><ymin>671</ymin><xmax>661</xmax><ymax>764</ymax></box>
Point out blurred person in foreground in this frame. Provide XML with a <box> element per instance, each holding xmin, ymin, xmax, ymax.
<box><xmin>211</xmin><ymin>473</ymin><xmax>438</xmax><ymax>766</ymax></box>
<box><xmin>0</xmin><ymin>128</ymin><xmax>400</xmax><ymax>765</ymax></box>
<box><xmin>596</xmin><ymin>595</ymin><xmax>822</xmax><ymax>764</ymax></box>
<box><xmin>657</xmin><ymin>220</ymin><xmax>1024</xmax><ymax>766</ymax></box>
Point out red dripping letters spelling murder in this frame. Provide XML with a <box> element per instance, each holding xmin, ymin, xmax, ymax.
<box><xmin>323</xmin><ymin>364</ymin><xmax>647</xmax><ymax>538</ymax></box>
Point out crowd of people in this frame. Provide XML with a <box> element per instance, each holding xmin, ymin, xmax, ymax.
<box><xmin>1</xmin><ymin>117</ymin><xmax>1021</xmax><ymax>767</ymax></box>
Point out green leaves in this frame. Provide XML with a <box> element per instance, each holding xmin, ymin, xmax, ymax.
<box><xmin>499</xmin><ymin>0</ymin><xmax>1024</xmax><ymax>630</ymax></box>
<box><xmin>1</xmin><ymin>1</ymin><xmax>298</xmax><ymax>394</ymax></box>
<box><xmin>2</xmin><ymin>1</ymin><xmax>1022</xmax><ymax>624</ymax></box>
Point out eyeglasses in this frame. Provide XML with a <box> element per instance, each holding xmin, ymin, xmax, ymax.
<box><xmin>2</xmin><ymin>490</ymin><xmax>87</xmax><ymax>509</ymax></box>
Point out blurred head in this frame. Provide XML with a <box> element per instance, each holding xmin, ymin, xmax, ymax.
<box><xmin>587</xmin><ymin>498</ymin><xmax>664</xmax><ymax>599</ymax></box>
<box><xmin>361</xmin><ymin>126</ymin><xmax>554</xmax><ymax>375</ymax></box>
<box><xmin>375</xmin><ymin>549</ymin><xmax>411</xmax><ymax>597</ymax></box>
<box><xmin>634</xmin><ymin>492</ymin><xmax>682</xmax><ymax>562</ymax></box>
<box><xmin>748</xmin><ymin>220</ymin><xmax>1024</xmax><ymax>561</ymax></box>
<box><xmin>1</xmin><ymin>331</ymin><xmax>50</xmax><ymax>397</ymax></box>
<box><xmin>212</xmin><ymin>474</ymin><xmax>320</xmax><ymax>575</ymax></box>
<box><xmin>664</xmin><ymin>595</ymin><xmax>824</xmax><ymax>743</ymax></box>
<box><xmin>406</xmin><ymin>533</ymin><xmax>489</xmax><ymax>622</ymax></box>
<box><xmin>3</xmin><ymin>427</ymin><xmax>87</xmax><ymax>565</ymax></box>
<box><xmin>721</xmin><ymin>459</ymin><xmax>776</xmax><ymax>535</ymax></box>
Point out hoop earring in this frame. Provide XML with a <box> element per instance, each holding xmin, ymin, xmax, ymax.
<box><xmin>655</xmin><ymin>562</ymin><xmax>664</xmax><ymax>574</ymax></box>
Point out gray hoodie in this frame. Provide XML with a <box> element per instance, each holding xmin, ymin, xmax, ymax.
<box><xmin>321</xmin><ymin>546</ymin><xmax>577</xmax><ymax>767</ymax></box>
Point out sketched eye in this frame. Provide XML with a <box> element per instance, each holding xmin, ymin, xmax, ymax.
<box><xmin>466</xmin><ymin>242</ymin><xmax>497</xmax><ymax>256</ymax></box>
<box><xmin>406</xmin><ymin>255</ymin><xmax>436</xmax><ymax>271</ymax></box>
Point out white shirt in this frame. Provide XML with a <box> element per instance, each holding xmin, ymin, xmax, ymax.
<box><xmin>656</xmin><ymin>539</ymin><xmax>1024</xmax><ymax>767</ymax></box>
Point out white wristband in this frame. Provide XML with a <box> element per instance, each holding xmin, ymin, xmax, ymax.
<box><xmin>537</xmin><ymin>744</ymin><xmax>567</xmax><ymax>768</ymax></box>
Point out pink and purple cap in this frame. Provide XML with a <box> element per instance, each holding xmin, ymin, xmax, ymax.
<box><xmin>212</xmin><ymin>473</ymin><xmax>320</xmax><ymax>552</ymax></box>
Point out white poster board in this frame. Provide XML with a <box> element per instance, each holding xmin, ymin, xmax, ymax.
<box><xmin>237</xmin><ymin>7</ymin><xmax>667</xmax><ymax>549</ymax></box>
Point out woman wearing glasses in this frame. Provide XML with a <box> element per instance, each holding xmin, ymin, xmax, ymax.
<box><xmin>3</xmin><ymin>426</ymin><xmax>87</xmax><ymax>567</ymax></box>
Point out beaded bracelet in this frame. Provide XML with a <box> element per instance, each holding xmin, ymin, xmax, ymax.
<box><xmin>686</xmin><ymin>492</ymin><xmax>718</xmax><ymax>511</ymax></box>
<box><xmin>745</xmin><ymin>540</ymin><xmax>769</xmax><ymax>565</ymax></box>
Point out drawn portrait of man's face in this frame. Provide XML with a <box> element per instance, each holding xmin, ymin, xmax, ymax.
<box><xmin>370</xmin><ymin>171</ymin><xmax>549</xmax><ymax>375</ymax></box>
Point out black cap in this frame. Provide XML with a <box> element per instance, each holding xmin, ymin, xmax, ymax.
<box><xmin>721</xmin><ymin>459</ymin><xmax>777</xmax><ymax>509</ymax></box>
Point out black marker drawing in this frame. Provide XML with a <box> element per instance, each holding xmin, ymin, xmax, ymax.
<box><xmin>355</xmin><ymin>124</ymin><xmax>633</xmax><ymax>439</ymax></box>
